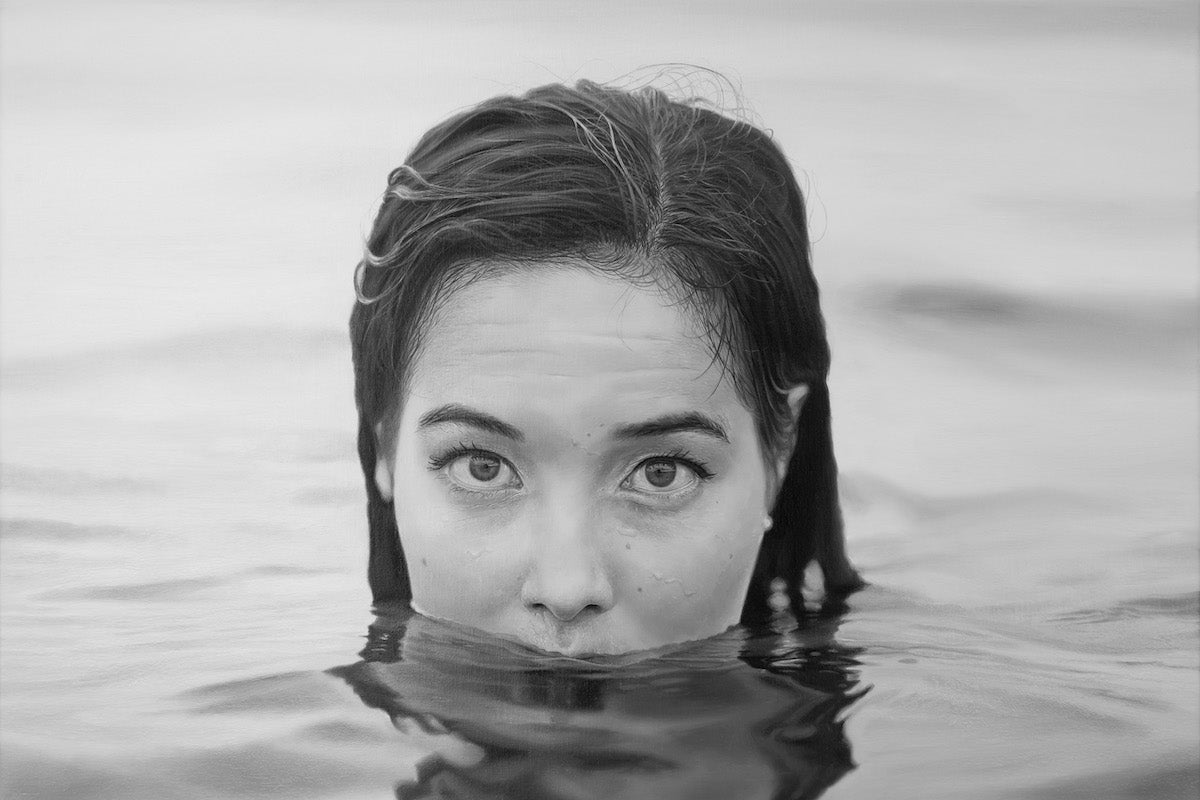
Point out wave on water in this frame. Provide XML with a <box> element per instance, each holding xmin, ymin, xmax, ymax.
<box><xmin>839</xmin><ymin>471</ymin><xmax>1110</xmax><ymax>520</ymax></box>
<box><xmin>179</xmin><ymin>670</ymin><xmax>353</xmax><ymax>715</ymax></box>
<box><xmin>35</xmin><ymin>575</ymin><xmax>234</xmax><ymax>603</ymax></box>
<box><xmin>1051</xmin><ymin>591</ymin><xmax>1200</xmax><ymax>625</ymax></box>
<box><xmin>1023</xmin><ymin>756</ymin><xmax>1200</xmax><ymax>800</ymax></box>
<box><xmin>858</xmin><ymin>281</ymin><xmax>1196</xmax><ymax>370</ymax></box>
<box><xmin>1</xmin><ymin>326</ymin><xmax>348</xmax><ymax>388</ymax></box>
<box><xmin>849</xmin><ymin>281</ymin><xmax>1195</xmax><ymax>388</ymax></box>
<box><xmin>0</xmin><ymin>516</ymin><xmax>142</xmax><ymax>542</ymax></box>
<box><xmin>0</xmin><ymin>465</ymin><xmax>165</xmax><ymax>496</ymax></box>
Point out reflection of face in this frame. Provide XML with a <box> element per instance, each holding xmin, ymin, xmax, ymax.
<box><xmin>341</xmin><ymin>612</ymin><xmax>854</xmax><ymax>800</ymax></box>
<box><xmin>376</xmin><ymin>263</ymin><xmax>779</xmax><ymax>655</ymax></box>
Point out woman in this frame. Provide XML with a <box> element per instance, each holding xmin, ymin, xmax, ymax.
<box><xmin>350</xmin><ymin>80</ymin><xmax>862</xmax><ymax>657</ymax></box>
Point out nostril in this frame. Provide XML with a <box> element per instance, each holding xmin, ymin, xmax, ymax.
<box><xmin>530</xmin><ymin>601</ymin><xmax>603</xmax><ymax>623</ymax></box>
<box><xmin>520</xmin><ymin>552</ymin><xmax>615</xmax><ymax>621</ymax></box>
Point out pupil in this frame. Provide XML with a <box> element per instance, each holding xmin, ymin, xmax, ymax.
<box><xmin>468</xmin><ymin>455</ymin><xmax>501</xmax><ymax>482</ymax></box>
<box><xmin>645</xmin><ymin>460</ymin><xmax>677</xmax><ymax>488</ymax></box>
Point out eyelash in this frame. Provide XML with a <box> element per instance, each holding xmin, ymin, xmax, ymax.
<box><xmin>427</xmin><ymin>443</ymin><xmax>715</xmax><ymax>484</ymax></box>
<box><xmin>639</xmin><ymin>448</ymin><xmax>715</xmax><ymax>481</ymax></box>
<box><xmin>426</xmin><ymin>441</ymin><xmax>495</xmax><ymax>472</ymax></box>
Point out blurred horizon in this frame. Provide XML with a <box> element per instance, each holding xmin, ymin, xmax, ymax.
<box><xmin>2</xmin><ymin>0</ymin><xmax>1196</xmax><ymax>360</ymax></box>
<box><xmin>1</xmin><ymin>0</ymin><xmax>1196</xmax><ymax>531</ymax></box>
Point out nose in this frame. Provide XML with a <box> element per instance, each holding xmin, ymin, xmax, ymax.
<box><xmin>520</xmin><ymin>505</ymin><xmax>614</xmax><ymax>623</ymax></box>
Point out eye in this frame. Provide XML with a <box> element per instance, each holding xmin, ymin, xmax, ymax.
<box><xmin>623</xmin><ymin>457</ymin><xmax>703</xmax><ymax>495</ymax></box>
<box><xmin>443</xmin><ymin>451</ymin><xmax>522</xmax><ymax>492</ymax></box>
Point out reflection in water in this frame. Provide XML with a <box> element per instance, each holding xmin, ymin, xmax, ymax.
<box><xmin>331</xmin><ymin>607</ymin><xmax>865</xmax><ymax>800</ymax></box>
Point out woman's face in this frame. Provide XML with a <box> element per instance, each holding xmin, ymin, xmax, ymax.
<box><xmin>376</xmin><ymin>263</ymin><xmax>785</xmax><ymax>655</ymax></box>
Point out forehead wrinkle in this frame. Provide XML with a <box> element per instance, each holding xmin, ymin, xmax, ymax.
<box><xmin>407</xmin><ymin>265</ymin><xmax>732</xmax><ymax>404</ymax></box>
<box><xmin>435</xmin><ymin>296</ymin><xmax>696</xmax><ymax>335</ymax></box>
<box><xmin>608</xmin><ymin>279</ymin><xmax>663</xmax><ymax>354</ymax></box>
<box><xmin>430</xmin><ymin>340</ymin><xmax>721</xmax><ymax>382</ymax></box>
<box><xmin>426</xmin><ymin>323</ymin><xmax>714</xmax><ymax>382</ymax></box>
<box><xmin>442</xmin><ymin>264</ymin><xmax>707</xmax><ymax>339</ymax></box>
<box><xmin>423</xmin><ymin>364</ymin><xmax>729</xmax><ymax>401</ymax></box>
<box><xmin>436</xmin><ymin>326</ymin><xmax>689</xmax><ymax>348</ymax></box>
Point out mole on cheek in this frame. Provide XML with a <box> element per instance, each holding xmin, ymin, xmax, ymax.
<box><xmin>422</xmin><ymin>558</ymin><xmax>428</xmax><ymax>566</ymax></box>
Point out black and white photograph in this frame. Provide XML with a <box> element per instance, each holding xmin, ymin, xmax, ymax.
<box><xmin>1</xmin><ymin>1</ymin><xmax>1197</xmax><ymax>798</ymax></box>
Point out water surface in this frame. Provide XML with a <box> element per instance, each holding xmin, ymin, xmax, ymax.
<box><xmin>1</xmin><ymin>1</ymin><xmax>1196</xmax><ymax>798</ymax></box>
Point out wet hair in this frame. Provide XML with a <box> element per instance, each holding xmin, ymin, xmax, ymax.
<box><xmin>350</xmin><ymin>79</ymin><xmax>863</xmax><ymax>622</ymax></box>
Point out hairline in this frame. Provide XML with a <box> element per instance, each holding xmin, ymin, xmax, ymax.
<box><xmin>373</xmin><ymin>252</ymin><xmax>769</xmax><ymax>462</ymax></box>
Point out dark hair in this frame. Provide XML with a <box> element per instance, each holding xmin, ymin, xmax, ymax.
<box><xmin>350</xmin><ymin>79</ymin><xmax>862</xmax><ymax>622</ymax></box>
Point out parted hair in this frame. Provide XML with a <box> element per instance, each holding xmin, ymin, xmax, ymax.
<box><xmin>350</xmin><ymin>79</ymin><xmax>862</xmax><ymax>622</ymax></box>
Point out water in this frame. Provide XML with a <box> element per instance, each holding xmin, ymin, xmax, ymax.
<box><xmin>1</xmin><ymin>1</ymin><xmax>1197</xmax><ymax>798</ymax></box>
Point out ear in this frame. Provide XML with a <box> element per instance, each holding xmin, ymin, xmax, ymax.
<box><xmin>374</xmin><ymin>422</ymin><xmax>395</xmax><ymax>502</ymax></box>
<box><xmin>773</xmin><ymin>384</ymin><xmax>809</xmax><ymax>485</ymax></box>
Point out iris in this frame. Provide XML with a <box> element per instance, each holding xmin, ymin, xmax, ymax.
<box><xmin>643</xmin><ymin>459</ymin><xmax>677</xmax><ymax>488</ymax></box>
<box><xmin>468</xmin><ymin>454</ymin><xmax>501</xmax><ymax>482</ymax></box>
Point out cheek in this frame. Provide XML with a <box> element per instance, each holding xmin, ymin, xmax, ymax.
<box><xmin>619</xmin><ymin>481</ymin><xmax>765</xmax><ymax>631</ymax></box>
<box><xmin>390</xmin><ymin>458</ymin><xmax>525</xmax><ymax>621</ymax></box>
<box><xmin>397</xmin><ymin>513</ymin><xmax>526</xmax><ymax>620</ymax></box>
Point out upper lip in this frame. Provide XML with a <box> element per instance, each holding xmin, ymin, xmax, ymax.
<box><xmin>519</xmin><ymin>617</ymin><xmax>615</xmax><ymax>658</ymax></box>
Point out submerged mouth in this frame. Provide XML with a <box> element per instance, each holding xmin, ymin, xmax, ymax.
<box><xmin>511</xmin><ymin>618</ymin><xmax>701</xmax><ymax>664</ymax></box>
<box><xmin>401</xmin><ymin>606</ymin><xmax>741</xmax><ymax>668</ymax></box>
<box><xmin>521</xmin><ymin>624</ymin><xmax>612</xmax><ymax>659</ymax></box>
<box><xmin>511</xmin><ymin>612</ymin><xmax>676</xmax><ymax>661</ymax></box>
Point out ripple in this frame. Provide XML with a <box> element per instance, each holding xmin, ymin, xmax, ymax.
<box><xmin>858</xmin><ymin>282</ymin><xmax>1195</xmax><ymax>370</ymax></box>
<box><xmin>0</xmin><ymin>744</ymin><xmax>195</xmax><ymax>800</ymax></box>
<box><xmin>247</xmin><ymin>564</ymin><xmax>333</xmax><ymax>577</ymax></box>
<box><xmin>1052</xmin><ymin>591</ymin><xmax>1200</xmax><ymax>625</ymax></box>
<box><xmin>1025</xmin><ymin>754</ymin><xmax>1199</xmax><ymax>800</ymax></box>
<box><xmin>0</xmin><ymin>517</ymin><xmax>139</xmax><ymax>541</ymax></box>
<box><xmin>38</xmin><ymin>575</ymin><xmax>230</xmax><ymax>602</ymax></box>
<box><xmin>1</xmin><ymin>465</ymin><xmax>165</xmax><ymax>496</ymax></box>
<box><xmin>180</xmin><ymin>671</ymin><xmax>349</xmax><ymax>714</ymax></box>
<box><xmin>172</xmin><ymin>742</ymin><xmax>385</xmax><ymax>797</ymax></box>
<box><xmin>291</xmin><ymin>486</ymin><xmax>361</xmax><ymax>506</ymax></box>
<box><xmin>2</xmin><ymin>326</ymin><xmax>346</xmax><ymax>389</ymax></box>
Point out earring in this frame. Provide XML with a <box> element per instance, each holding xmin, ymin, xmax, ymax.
<box><xmin>763</xmin><ymin>515</ymin><xmax>773</xmax><ymax>530</ymax></box>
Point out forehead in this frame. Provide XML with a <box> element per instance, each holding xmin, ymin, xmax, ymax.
<box><xmin>405</xmin><ymin>263</ymin><xmax>745</xmax><ymax>424</ymax></box>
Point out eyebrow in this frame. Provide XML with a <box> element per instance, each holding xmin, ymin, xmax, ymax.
<box><xmin>417</xmin><ymin>403</ymin><xmax>525</xmax><ymax>441</ymax></box>
<box><xmin>416</xmin><ymin>405</ymin><xmax>730</xmax><ymax>444</ymax></box>
<box><xmin>611</xmin><ymin>412</ymin><xmax>729</xmax><ymax>443</ymax></box>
